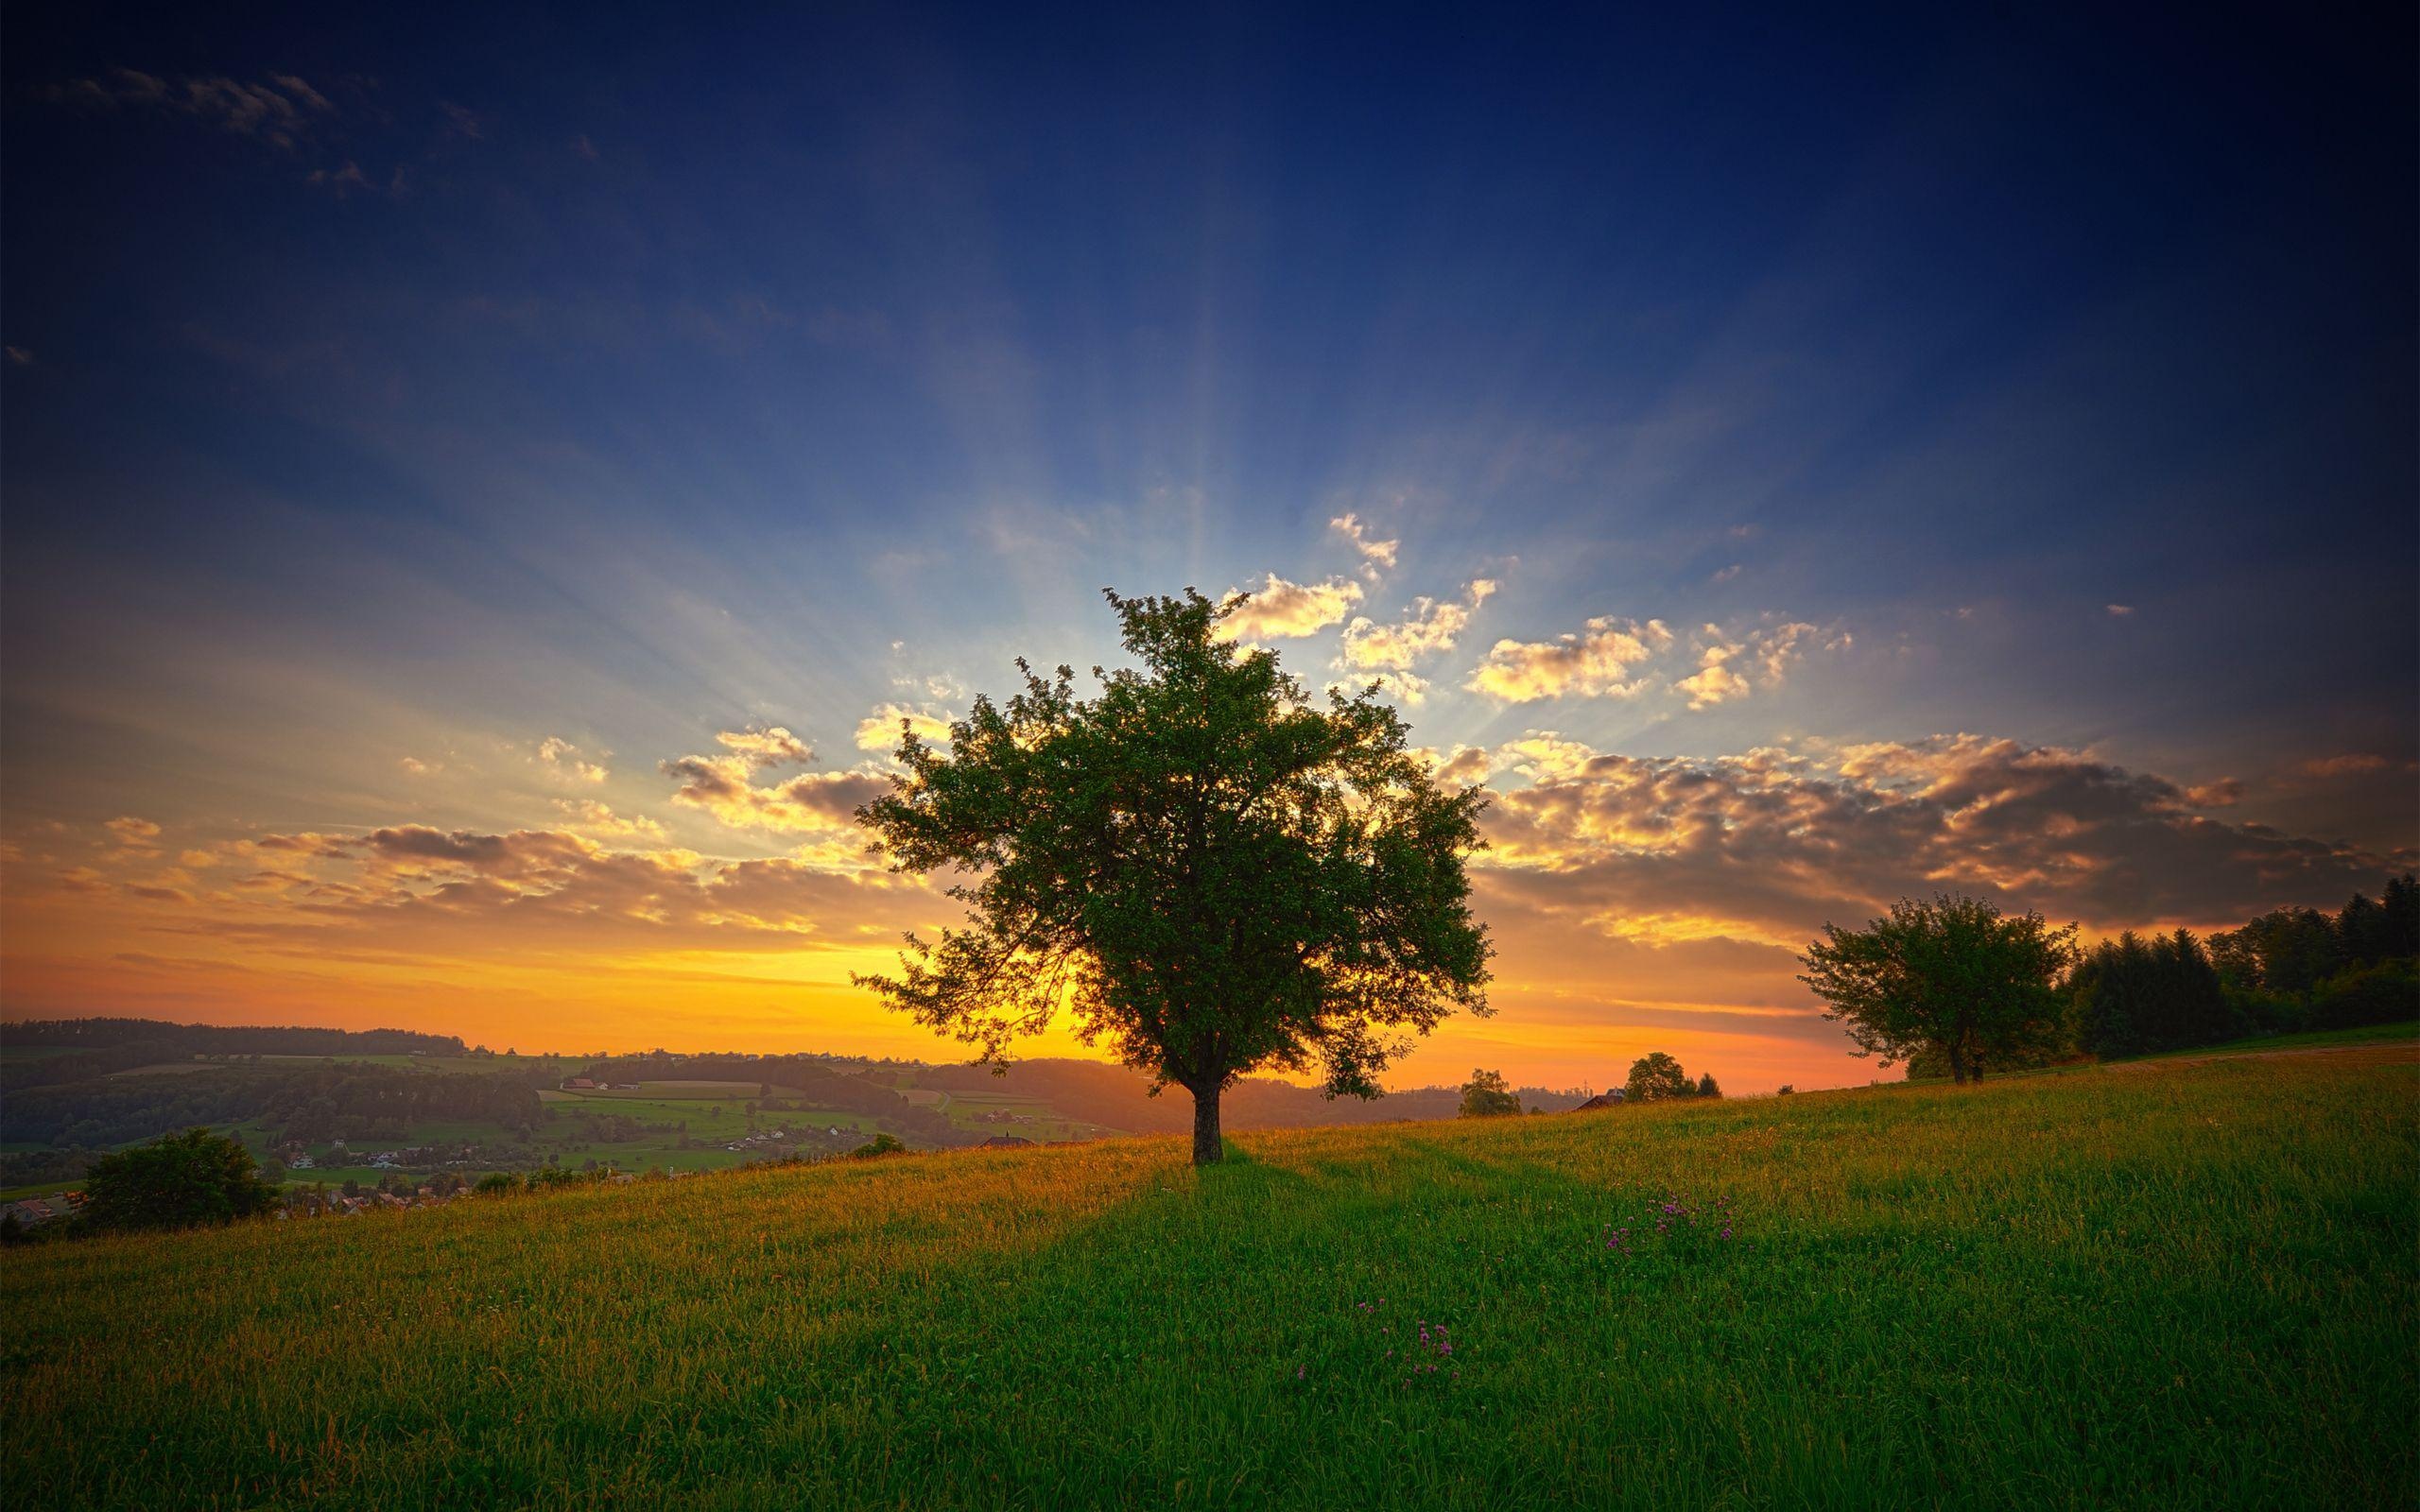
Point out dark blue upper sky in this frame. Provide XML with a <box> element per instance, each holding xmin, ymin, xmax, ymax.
<box><xmin>0</xmin><ymin>2</ymin><xmax>2412</xmax><ymax>1066</ymax></box>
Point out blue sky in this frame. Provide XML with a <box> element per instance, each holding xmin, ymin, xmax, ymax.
<box><xmin>2</xmin><ymin>3</ymin><xmax>2411</xmax><ymax>1086</ymax></box>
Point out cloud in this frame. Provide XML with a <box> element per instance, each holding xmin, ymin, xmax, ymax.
<box><xmin>713</xmin><ymin>726</ymin><xmax>814</xmax><ymax>770</ymax></box>
<box><xmin>366</xmin><ymin>825</ymin><xmax>600</xmax><ymax>879</ymax></box>
<box><xmin>51</xmin><ymin>69</ymin><xmax>337</xmax><ymax>150</ymax></box>
<box><xmin>1673</xmin><ymin>621</ymin><xmax>1828</xmax><ymax>711</ymax></box>
<box><xmin>104</xmin><ymin>816</ymin><xmax>162</xmax><ymax>848</ymax></box>
<box><xmin>2106</xmin><ymin>604</ymin><xmax>2135</xmax><ymax>617</ymax></box>
<box><xmin>854</xmin><ymin>703</ymin><xmax>955</xmax><ymax>753</ymax></box>
<box><xmin>5</xmin><ymin>348</ymin><xmax>31</xmax><ymax>367</ymax></box>
<box><xmin>662</xmin><ymin>733</ymin><xmax>888</xmax><ymax>834</ymax></box>
<box><xmin>1710</xmin><ymin>563</ymin><xmax>1742</xmax><ymax>583</ymax></box>
<box><xmin>1328</xmin><ymin>513</ymin><xmax>1400</xmax><ymax>573</ymax></box>
<box><xmin>307</xmin><ymin>161</ymin><xmax>372</xmax><ymax>198</ymax></box>
<box><xmin>554</xmin><ymin>799</ymin><xmax>670</xmax><ymax>843</ymax></box>
<box><xmin>399</xmin><ymin>756</ymin><xmax>441</xmax><ymax>776</ymax></box>
<box><xmin>147</xmin><ymin>823</ymin><xmax>925</xmax><ymax>955</ymax></box>
<box><xmin>1340</xmin><ymin>579</ymin><xmax>1496</xmax><ymax>672</ymax></box>
<box><xmin>1466</xmin><ymin>616</ymin><xmax>1672</xmax><ymax>701</ymax></box>
<box><xmin>537</xmin><ymin>736</ymin><xmax>609</xmax><ymax>783</ymax></box>
<box><xmin>1217</xmin><ymin>575</ymin><xmax>1365</xmax><ymax>640</ymax></box>
<box><xmin>2292</xmin><ymin>753</ymin><xmax>2392</xmax><ymax>780</ymax></box>
<box><xmin>1477</xmin><ymin>732</ymin><xmax>2404</xmax><ymax>948</ymax></box>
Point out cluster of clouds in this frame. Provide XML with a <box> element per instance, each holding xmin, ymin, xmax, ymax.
<box><xmin>1463</xmin><ymin>731</ymin><xmax>2403</xmax><ymax>948</ymax></box>
<box><xmin>1207</xmin><ymin>515</ymin><xmax>1843</xmax><ymax>713</ymax></box>
<box><xmin>660</xmin><ymin>727</ymin><xmax>890</xmax><ymax>835</ymax></box>
<box><xmin>47</xmin><ymin>68</ymin><xmax>337</xmax><ymax>149</ymax></box>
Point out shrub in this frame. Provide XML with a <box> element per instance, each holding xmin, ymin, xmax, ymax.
<box><xmin>849</xmin><ymin>1134</ymin><xmax>908</xmax><ymax>1160</ymax></box>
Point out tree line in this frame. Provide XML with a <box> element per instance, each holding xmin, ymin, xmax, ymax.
<box><xmin>3</xmin><ymin>1063</ymin><xmax>544</xmax><ymax>1149</ymax></box>
<box><xmin>0</xmin><ymin>1019</ymin><xmax>467</xmax><ymax>1092</ymax></box>
<box><xmin>1804</xmin><ymin>876</ymin><xmax>2418</xmax><ymax>1082</ymax></box>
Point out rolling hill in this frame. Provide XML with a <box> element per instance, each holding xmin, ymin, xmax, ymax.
<box><xmin>2</xmin><ymin>1043</ymin><xmax>2411</xmax><ymax>1508</ymax></box>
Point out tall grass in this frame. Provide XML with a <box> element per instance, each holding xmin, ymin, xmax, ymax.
<box><xmin>4</xmin><ymin>1051</ymin><xmax>2411</xmax><ymax>1509</ymax></box>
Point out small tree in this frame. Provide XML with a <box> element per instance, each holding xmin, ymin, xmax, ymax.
<box><xmin>1458</xmin><ymin>1068</ymin><xmax>1521</xmax><ymax>1118</ymax></box>
<box><xmin>1694</xmin><ymin>1073</ymin><xmax>1721</xmax><ymax>1099</ymax></box>
<box><xmin>81</xmin><ymin>1128</ymin><xmax>280</xmax><ymax>1232</ymax></box>
<box><xmin>1800</xmin><ymin>894</ymin><xmax>2076</xmax><ymax>1082</ymax></box>
<box><xmin>1624</xmin><ymin>1052</ymin><xmax>1693</xmax><ymax>1102</ymax></box>
<box><xmin>857</xmin><ymin>589</ymin><xmax>1493</xmax><ymax>1165</ymax></box>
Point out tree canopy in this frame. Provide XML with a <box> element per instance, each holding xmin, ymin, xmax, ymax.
<box><xmin>1624</xmin><ymin>1052</ymin><xmax>1694</xmax><ymax>1102</ymax></box>
<box><xmin>856</xmin><ymin>588</ymin><xmax>1493</xmax><ymax>1164</ymax></box>
<box><xmin>1458</xmin><ymin>1068</ymin><xmax>1521</xmax><ymax>1118</ymax></box>
<box><xmin>1799</xmin><ymin>894</ymin><xmax>2076</xmax><ymax>1083</ymax></box>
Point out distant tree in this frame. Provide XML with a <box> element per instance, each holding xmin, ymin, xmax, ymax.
<box><xmin>81</xmin><ymin>1128</ymin><xmax>279</xmax><ymax>1232</ymax></box>
<box><xmin>1694</xmin><ymin>1073</ymin><xmax>1721</xmax><ymax>1099</ymax></box>
<box><xmin>848</xmin><ymin>1133</ymin><xmax>908</xmax><ymax>1160</ymax></box>
<box><xmin>1775</xmin><ymin>1085</ymin><xmax>1794</xmax><ymax>1095</ymax></box>
<box><xmin>856</xmin><ymin>589</ymin><xmax>1494</xmax><ymax>1166</ymax></box>
<box><xmin>1458</xmin><ymin>1068</ymin><xmax>1521</xmax><ymax>1118</ymax></box>
<box><xmin>1625</xmin><ymin>1053</ymin><xmax>1694</xmax><ymax>1102</ymax></box>
<box><xmin>1800</xmin><ymin>894</ymin><xmax>2077</xmax><ymax>1083</ymax></box>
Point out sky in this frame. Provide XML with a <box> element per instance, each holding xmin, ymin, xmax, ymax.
<box><xmin>2</xmin><ymin>2</ymin><xmax>2413</xmax><ymax>1094</ymax></box>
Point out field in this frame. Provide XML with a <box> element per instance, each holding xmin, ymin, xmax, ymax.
<box><xmin>2</xmin><ymin>1046</ymin><xmax>2411</xmax><ymax>1509</ymax></box>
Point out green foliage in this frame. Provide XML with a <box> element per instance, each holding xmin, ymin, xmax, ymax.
<box><xmin>2068</xmin><ymin>928</ymin><xmax>2242</xmax><ymax>1058</ymax></box>
<box><xmin>2209</xmin><ymin>905</ymin><xmax>2342</xmax><ymax>997</ymax></box>
<box><xmin>856</xmin><ymin>588</ymin><xmax>1493</xmax><ymax>1163</ymax></box>
<box><xmin>1</xmin><ymin>1051</ymin><xmax>2410</xmax><ymax>1507</ymax></box>
<box><xmin>2309</xmin><ymin>961</ymin><xmax>2420</xmax><ymax>1031</ymax></box>
<box><xmin>1800</xmin><ymin>894</ymin><xmax>2076</xmax><ymax>1082</ymax></box>
<box><xmin>475</xmin><ymin>1172</ymin><xmax>518</xmax><ymax>1195</ymax></box>
<box><xmin>1693</xmin><ymin>1073</ymin><xmax>1720</xmax><ymax>1099</ymax></box>
<box><xmin>1457</xmin><ymin>1068</ymin><xmax>1520</xmax><ymax>1118</ymax></box>
<box><xmin>848</xmin><ymin>1133</ymin><xmax>908</xmax><ymax>1160</ymax></box>
<box><xmin>79</xmin><ymin>1128</ymin><xmax>279</xmax><ymax>1232</ymax></box>
<box><xmin>1624</xmin><ymin>1052</ymin><xmax>1693</xmax><ymax>1102</ymax></box>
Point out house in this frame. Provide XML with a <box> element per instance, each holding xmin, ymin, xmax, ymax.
<box><xmin>289</xmin><ymin>1155</ymin><xmax>316</xmax><ymax>1170</ymax></box>
<box><xmin>978</xmin><ymin>1135</ymin><xmax>1033</xmax><ymax>1149</ymax></box>
<box><xmin>561</xmin><ymin>1076</ymin><xmax>599</xmax><ymax>1091</ymax></box>
<box><xmin>1573</xmin><ymin>1090</ymin><xmax>1627</xmax><ymax>1112</ymax></box>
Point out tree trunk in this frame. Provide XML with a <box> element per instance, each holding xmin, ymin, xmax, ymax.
<box><xmin>1191</xmin><ymin>1081</ymin><xmax>1223</xmax><ymax>1166</ymax></box>
<box><xmin>1947</xmin><ymin>1043</ymin><xmax>1968</xmax><ymax>1084</ymax></box>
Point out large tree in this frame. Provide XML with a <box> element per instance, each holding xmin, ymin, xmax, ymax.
<box><xmin>1624</xmin><ymin>1052</ymin><xmax>1693</xmax><ymax>1102</ymax></box>
<box><xmin>1799</xmin><ymin>894</ymin><xmax>2076</xmax><ymax>1083</ymax></box>
<box><xmin>855</xmin><ymin>589</ymin><xmax>1494</xmax><ymax>1165</ymax></box>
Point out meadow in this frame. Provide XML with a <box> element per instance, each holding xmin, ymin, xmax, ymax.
<box><xmin>2</xmin><ymin>1045</ymin><xmax>2411</xmax><ymax>1509</ymax></box>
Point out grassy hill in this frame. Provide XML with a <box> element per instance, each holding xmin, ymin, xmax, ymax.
<box><xmin>4</xmin><ymin>1045</ymin><xmax>2411</xmax><ymax>1509</ymax></box>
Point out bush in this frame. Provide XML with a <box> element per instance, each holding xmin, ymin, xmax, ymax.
<box><xmin>2309</xmin><ymin>962</ymin><xmax>2420</xmax><ymax>1030</ymax></box>
<box><xmin>475</xmin><ymin>1172</ymin><xmax>519</xmax><ymax>1195</ymax></box>
<box><xmin>848</xmin><ymin>1134</ymin><xmax>907</xmax><ymax>1160</ymax></box>
<box><xmin>81</xmin><ymin>1128</ymin><xmax>280</xmax><ymax>1232</ymax></box>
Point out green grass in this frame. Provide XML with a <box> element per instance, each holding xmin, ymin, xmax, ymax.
<box><xmin>2</xmin><ymin>1048</ymin><xmax>2411</xmax><ymax>1509</ymax></box>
